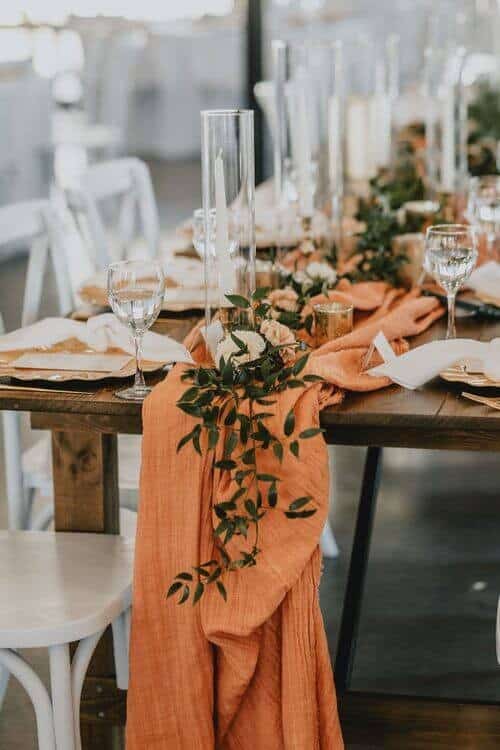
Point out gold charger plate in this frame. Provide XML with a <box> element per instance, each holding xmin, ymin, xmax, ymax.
<box><xmin>440</xmin><ymin>364</ymin><xmax>500</xmax><ymax>388</ymax></box>
<box><xmin>0</xmin><ymin>338</ymin><xmax>167</xmax><ymax>383</ymax></box>
<box><xmin>78</xmin><ymin>279</ymin><xmax>207</xmax><ymax>313</ymax></box>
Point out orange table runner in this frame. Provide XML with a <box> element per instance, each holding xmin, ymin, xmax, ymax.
<box><xmin>126</xmin><ymin>282</ymin><xmax>442</xmax><ymax>749</ymax></box>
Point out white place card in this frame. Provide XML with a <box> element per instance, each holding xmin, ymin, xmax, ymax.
<box><xmin>11</xmin><ymin>352</ymin><xmax>133</xmax><ymax>373</ymax></box>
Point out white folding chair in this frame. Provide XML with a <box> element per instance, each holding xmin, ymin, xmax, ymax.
<box><xmin>65</xmin><ymin>157</ymin><xmax>160</xmax><ymax>269</ymax></box>
<box><xmin>0</xmin><ymin>201</ymin><xmax>73</xmax><ymax>532</ymax></box>
<box><xmin>0</xmin><ymin>200</ymin><xmax>140</xmax><ymax>534</ymax></box>
<box><xmin>0</xmin><ymin>530</ymin><xmax>133</xmax><ymax>750</ymax></box>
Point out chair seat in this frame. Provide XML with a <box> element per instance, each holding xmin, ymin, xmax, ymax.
<box><xmin>23</xmin><ymin>432</ymin><xmax>142</xmax><ymax>492</ymax></box>
<box><xmin>0</xmin><ymin>531</ymin><xmax>133</xmax><ymax>649</ymax></box>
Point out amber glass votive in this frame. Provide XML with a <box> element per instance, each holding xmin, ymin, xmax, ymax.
<box><xmin>313</xmin><ymin>302</ymin><xmax>353</xmax><ymax>347</ymax></box>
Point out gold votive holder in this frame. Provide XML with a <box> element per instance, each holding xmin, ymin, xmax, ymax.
<box><xmin>313</xmin><ymin>302</ymin><xmax>353</xmax><ymax>347</ymax></box>
<box><xmin>255</xmin><ymin>260</ymin><xmax>281</xmax><ymax>290</ymax></box>
<box><xmin>219</xmin><ymin>305</ymin><xmax>253</xmax><ymax>334</ymax></box>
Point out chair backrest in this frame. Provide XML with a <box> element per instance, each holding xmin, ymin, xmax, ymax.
<box><xmin>65</xmin><ymin>157</ymin><xmax>160</xmax><ymax>269</ymax></box>
<box><xmin>0</xmin><ymin>200</ymin><xmax>73</xmax><ymax>327</ymax></box>
<box><xmin>0</xmin><ymin>201</ymin><xmax>73</xmax><ymax>531</ymax></box>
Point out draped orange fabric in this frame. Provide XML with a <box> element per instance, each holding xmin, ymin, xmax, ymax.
<box><xmin>126</xmin><ymin>282</ymin><xmax>443</xmax><ymax>749</ymax></box>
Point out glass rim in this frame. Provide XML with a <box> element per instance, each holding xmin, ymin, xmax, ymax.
<box><xmin>313</xmin><ymin>302</ymin><xmax>354</xmax><ymax>314</ymax></box>
<box><xmin>107</xmin><ymin>259</ymin><xmax>164</xmax><ymax>271</ymax></box>
<box><xmin>426</xmin><ymin>224</ymin><xmax>473</xmax><ymax>236</ymax></box>
<box><xmin>200</xmin><ymin>108</ymin><xmax>253</xmax><ymax>118</ymax></box>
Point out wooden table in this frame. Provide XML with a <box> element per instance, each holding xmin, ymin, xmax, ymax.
<box><xmin>2</xmin><ymin>313</ymin><xmax>500</xmax><ymax>748</ymax></box>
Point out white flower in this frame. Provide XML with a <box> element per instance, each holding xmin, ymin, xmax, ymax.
<box><xmin>292</xmin><ymin>270</ymin><xmax>314</xmax><ymax>289</ymax></box>
<box><xmin>216</xmin><ymin>330</ymin><xmax>266</xmax><ymax>369</ymax></box>
<box><xmin>305</xmin><ymin>261</ymin><xmax>337</xmax><ymax>286</ymax></box>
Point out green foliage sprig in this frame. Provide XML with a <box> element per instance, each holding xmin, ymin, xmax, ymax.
<box><xmin>167</xmin><ymin>290</ymin><xmax>324</xmax><ymax>605</ymax></box>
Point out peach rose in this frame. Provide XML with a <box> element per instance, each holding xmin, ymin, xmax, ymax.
<box><xmin>267</xmin><ymin>287</ymin><xmax>299</xmax><ymax>313</ymax></box>
<box><xmin>260</xmin><ymin>319</ymin><xmax>296</xmax><ymax>363</ymax></box>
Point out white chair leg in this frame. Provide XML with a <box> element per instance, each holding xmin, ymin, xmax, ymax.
<box><xmin>111</xmin><ymin>610</ymin><xmax>130</xmax><ymax>690</ymax></box>
<box><xmin>0</xmin><ymin>664</ymin><xmax>10</xmax><ymax>711</ymax></box>
<box><xmin>71</xmin><ymin>630</ymin><xmax>104</xmax><ymax>750</ymax></box>
<box><xmin>320</xmin><ymin>446</ymin><xmax>339</xmax><ymax>559</ymax></box>
<box><xmin>2</xmin><ymin>411</ymin><xmax>27</xmax><ymax>530</ymax></box>
<box><xmin>30</xmin><ymin>501</ymin><xmax>55</xmax><ymax>531</ymax></box>
<box><xmin>320</xmin><ymin>521</ymin><xmax>340</xmax><ymax>558</ymax></box>
<box><xmin>0</xmin><ymin>649</ymin><xmax>56</xmax><ymax>750</ymax></box>
<box><xmin>49</xmin><ymin>643</ymin><xmax>77</xmax><ymax>750</ymax></box>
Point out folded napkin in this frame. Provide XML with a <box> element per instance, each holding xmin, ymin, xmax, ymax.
<box><xmin>0</xmin><ymin>315</ymin><xmax>193</xmax><ymax>365</ymax></box>
<box><xmin>468</xmin><ymin>261</ymin><xmax>500</xmax><ymax>303</ymax></box>
<box><xmin>368</xmin><ymin>337</ymin><xmax>493</xmax><ymax>389</ymax></box>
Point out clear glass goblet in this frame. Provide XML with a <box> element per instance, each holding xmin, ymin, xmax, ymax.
<box><xmin>468</xmin><ymin>175</ymin><xmax>500</xmax><ymax>261</ymax></box>
<box><xmin>192</xmin><ymin>208</ymin><xmax>216</xmax><ymax>260</ymax></box>
<box><xmin>107</xmin><ymin>259</ymin><xmax>165</xmax><ymax>401</ymax></box>
<box><xmin>425</xmin><ymin>224</ymin><xmax>477</xmax><ymax>339</ymax></box>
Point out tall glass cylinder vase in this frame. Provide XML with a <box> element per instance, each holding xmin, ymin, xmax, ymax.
<box><xmin>201</xmin><ymin>109</ymin><xmax>256</xmax><ymax>330</ymax></box>
<box><xmin>423</xmin><ymin>45</ymin><xmax>467</xmax><ymax>197</ymax></box>
<box><xmin>272</xmin><ymin>40</ymin><xmax>335</xmax><ymax>263</ymax></box>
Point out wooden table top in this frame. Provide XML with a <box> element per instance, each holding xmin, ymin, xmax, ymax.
<box><xmin>2</xmin><ymin>313</ymin><xmax>500</xmax><ymax>451</ymax></box>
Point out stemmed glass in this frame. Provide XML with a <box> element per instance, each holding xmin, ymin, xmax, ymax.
<box><xmin>425</xmin><ymin>225</ymin><xmax>477</xmax><ymax>339</ymax></box>
<box><xmin>107</xmin><ymin>259</ymin><xmax>165</xmax><ymax>401</ymax></box>
<box><xmin>467</xmin><ymin>176</ymin><xmax>500</xmax><ymax>261</ymax></box>
<box><xmin>192</xmin><ymin>208</ymin><xmax>216</xmax><ymax>260</ymax></box>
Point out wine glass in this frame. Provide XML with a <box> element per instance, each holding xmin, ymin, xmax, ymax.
<box><xmin>107</xmin><ymin>259</ymin><xmax>165</xmax><ymax>401</ymax></box>
<box><xmin>425</xmin><ymin>225</ymin><xmax>477</xmax><ymax>339</ymax></box>
<box><xmin>192</xmin><ymin>208</ymin><xmax>216</xmax><ymax>259</ymax></box>
<box><xmin>467</xmin><ymin>175</ymin><xmax>500</xmax><ymax>261</ymax></box>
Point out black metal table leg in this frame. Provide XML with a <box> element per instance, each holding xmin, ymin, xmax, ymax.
<box><xmin>335</xmin><ymin>446</ymin><xmax>383</xmax><ymax>694</ymax></box>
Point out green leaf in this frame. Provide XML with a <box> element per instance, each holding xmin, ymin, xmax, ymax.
<box><xmin>224</xmin><ymin>406</ymin><xmax>237</xmax><ymax>425</ymax></box>
<box><xmin>303</xmin><ymin>374</ymin><xmax>324</xmax><ymax>383</ymax></box>
<box><xmin>175</xmin><ymin>572</ymin><xmax>193</xmax><ymax>581</ymax></box>
<box><xmin>225</xmin><ymin>294</ymin><xmax>251</xmax><ymax>309</ymax></box>
<box><xmin>176</xmin><ymin>429</ymin><xmax>195</xmax><ymax>453</ymax></box>
<box><xmin>216</xmin><ymin>581</ymin><xmax>228</xmax><ymax>601</ymax></box>
<box><xmin>224</xmin><ymin>430</ymin><xmax>238</xmax><ymax>457</ymax></box>
<box><xmin>268</xmin><ymin>483</ymin><xmax>278</xmax><ymax>507</ymax></box>
<box><xmin>289</xmin><ymin>440</ymin><xmax>299</xmax><ymax>458</ymax></box>
<box><xmin>178</xmin><ymin>402</ymin><xmax>202</xmax><ymax>418</ymax></box>
<box><xmin>222</xmin><ymin>360</ymin><xmax>234</xmax><ymax>386</ymax></box>
<box><xmin>288</xmin><ymin>496</ymin><xmax>312</xmax><ymax>511</ymax></box>
<box><xmin>241</xmin><ymin>448</ymin><xmax>255</xmax><ymax>465</ymax></box>
<box><xmin>299</xmin><ymin>428</ymin><xmax>323</xmax><ymax>439</ymax></box>
<box><xmin>257</xmin><ymin>473</ymin><xmax>278</xmax><ymax>482</ymax></box>
<box><xmin>284</xmin><ymin>409</ymin><xmax>295</xmax><ymax>436</ymax></box>
<box><xmin>292</xmin><ymin>355</ymin><xmax>309</xmax><ymax>375</ymax></box>
<box><xmin>179</xmin><ymin>386</ymin><xmax>199</xmax><ymax>403</ymax></box>
<box><xmin>285</xmin><ymin>509</ymin><xmax>317</xmax><ymax>519</ymax></box>
<box><xmin>252</xmin><ymin>286</ymin><xmax>270</xmax><ymax>300</ymax></box>
<box><xmin>214</xmin><ymin>459</ymin><xmax>237</xmax><ymax>471</ymax></box>
<box><xmin>208</xmin><ymin>428</ymin><xmax>219</xmax><ymax>450</ymax></box>
<box><xmin>179</xmin><ymin>585</ymin><xmax>190</xmax><ymax>604</ymax></box>
<box><xmin>230</xmin><ymin>487</ymin><xmax>247</xmax><ymax>503</ymax></box>
<box><xmin>207</xmin><ymin>566</ymin><xmax>222</xmax><ymax>583</ymax></box>
<box><xmin>167</xmin><ymin>581</ymin><xmax>183</xmax><ymax>598</ymax></box>
<box><xmin>193</xmin><ymin>581</ymin><xmax>204</xmax><ymax>605</ymax></box>
<box><xmin>245</xmin><ymin>499</ymin><xmax>258</xmax><ymax>519</ymax></box>
<box><xmin>287</xmin><ymin>379</ymin><xmax>305</xmax><ymax>389</ymax></box>
<box><xmin>193</xmin><ymin>431</ymin><xmax>201</xmax><ymax>455</ymax></box>
<box><xmin>231</xmin><ymin>332</ymin><xmax>249</xmax><ymax>353</ymax></box>
<box><xmin>273</xmin><ymin>442</ymin><xmax>284</xmax><ymax>463</ymax></box>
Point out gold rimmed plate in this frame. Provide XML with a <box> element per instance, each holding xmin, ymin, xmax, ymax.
<box><xmin>440</xmin><ymin>363</ymin><xmax>500</xmax><ymax>389</ymax></box>
<box><xmin>0</xmin><ymin>338</ymin><xmax>168</xmax><ymax>383</ymax></box>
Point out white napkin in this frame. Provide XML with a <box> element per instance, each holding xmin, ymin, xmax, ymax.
<box><xmin>0</xmin><ymin>315</ymin><xmax>193</xmax><ymax>365</ymax></box>
<box><xmin>468</xmin><ymin>261</ymin><xmax>500</xmax><ymax>302</ymax></box>
<box><xmin>368</xmin><ymin>338</ymin><xmax>490</xmax><ymax>389</ymax></box>
<box><xmin>484</xmin><ymin>338</ymin><xmax>500</xmax><ymax>380</ymax></box>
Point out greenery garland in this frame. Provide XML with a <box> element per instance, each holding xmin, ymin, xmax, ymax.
<box><xmin>168</xmin><ymin>290</ymin><xmax>324</xmax><ymax>605</ymax></box>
